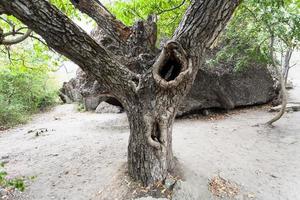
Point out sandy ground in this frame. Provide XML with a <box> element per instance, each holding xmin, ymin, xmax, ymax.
<box><xmin>1</xmin><ymin>54</ymin><xmax>300</xmax><ymax>200</ymax></box>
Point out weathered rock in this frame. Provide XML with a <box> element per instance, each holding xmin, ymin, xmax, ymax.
<box><xmin>84</xmin><ymin>95</ymin><xmax>106</xmax><ymax>111</ymax></box>
<box><xmin>59</xmin><ymin>78</ymin><xmax>82</xmax><ymax>103</ymax></box>
<box><xmin>95</xmin><ymin>102</ymin><xmax>122</xmax><ymax>113</ymax></box>
<box><xmin>177</xmin><ymin>64</ymin><xmax>277</xmax><ymax>116</ymax></box>
<box><xmin>164</xmin><ymin>177</ymin><xmax>176</xmax><ymax>189</ymax></box>
<box><xmin>59</xmin><ymin>68</ymin><xmax>110</xmax><ymax>111</ymax></box>
<box><xmin>60</xmin><ymin>63</ymin><xmax>276</xmax><ymax>115</ymax></box>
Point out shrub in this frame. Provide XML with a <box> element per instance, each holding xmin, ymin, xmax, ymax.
<box><xmin>0</xmin><ymin>65</ymin><xmax>58</xmax><ymax>128</ymax></box>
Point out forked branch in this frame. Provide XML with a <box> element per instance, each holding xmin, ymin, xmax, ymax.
<box><xmin>0</xmin><ymin>29</ymin><xmax>32</xmax><ymax>45</ymax></box>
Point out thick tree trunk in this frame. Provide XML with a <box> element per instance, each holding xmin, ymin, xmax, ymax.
<box><xmin>0</xmin><ymin>0</ymin><xmax>241</xmax><ymax>186</ymax></box>
<box><xmin>127</xmin><ymin>107</ymin><xmax>174</xmax><ymax>185</ymax></box>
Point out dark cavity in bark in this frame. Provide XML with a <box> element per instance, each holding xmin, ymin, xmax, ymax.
<box><xmin>159</xmin><ymin>55</ymin><xmax>182</xmax><ymax>81</ymax></box>
<box><xmin>151</xmin><ymin>122</ymin><xmax>162</xmax><ymax>144</ymax></box>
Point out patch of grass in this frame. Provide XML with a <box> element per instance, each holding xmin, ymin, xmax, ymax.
<box><xmin>0</xmin><ymin>163</ymin><xmax>25</xmax><ymax>192</ymax></box>
<box><xmin>76</xmin><ymin>103</ymin><xmax>85</xmax><ymax>112</ymax></box>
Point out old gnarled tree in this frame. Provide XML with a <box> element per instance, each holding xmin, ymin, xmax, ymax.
<box><xmin>0</xmin><ymin>0</ymin><xmax>241</xmax><ymax>185</ymax></box>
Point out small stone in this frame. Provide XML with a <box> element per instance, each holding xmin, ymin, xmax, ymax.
<box><xmin>164</xmin><ymin>177</ymin><xmax>176</xmax><ymax>189</ymax></box>
<box><xmin>202</xmin><ymin>109</ymin><xmax>210</xmax><ymax>116</ymax></box>
<box><xmin>1</xmin><ymin>155</ymin><xmax>9</xmax><ymax>160</ymax></box>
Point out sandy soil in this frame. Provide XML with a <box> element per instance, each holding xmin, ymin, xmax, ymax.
<box><xmin>1</xmin><ymin>54</ymin><xmax>300</xmax><ymax>200</ymax></box>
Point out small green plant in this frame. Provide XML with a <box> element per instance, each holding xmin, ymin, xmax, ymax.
<box><xmin>0</xmin><ymin>163</ymin><xmax>25</xmax><ymax>192</ymax></box>
<box><xmin>76</xmin><ymin>103</ymin><xmax>85</xmax><ymax>112</ymax></box>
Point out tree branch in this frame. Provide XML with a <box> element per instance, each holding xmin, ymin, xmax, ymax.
<box><xmin>174</xmin><ymin>0</ymin><xmax>241</xmax><ymax>53</ymax></box>
<box><xmin>70</xmin><ymin>0</ymin><xmax>131</xmax><ymax>43</ymax></box>
<box><xmin>0</xmin><ymin>0</ymin><xmax>137</xmax><ymax>97</ymax></box>
<box><xmin>1</xmin><ymin>29</ymin><xmax>32</xmax><ymax>45</ymax></box>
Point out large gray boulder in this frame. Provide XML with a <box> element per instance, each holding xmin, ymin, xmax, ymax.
<box><xmin>177</xmin><ymin>64</ymin><xmax>276</xmax><ymax>116</ymax></box>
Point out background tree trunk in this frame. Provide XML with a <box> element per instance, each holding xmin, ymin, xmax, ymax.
<box><xmin>267</xmin><ymin>35</ymin><xmax>287</xmax><ymax>126</ymax></box>
<box><xmin>283</xmin><ymin>48</ymin><xmax>293</xmax><ymax>85</ymax></box>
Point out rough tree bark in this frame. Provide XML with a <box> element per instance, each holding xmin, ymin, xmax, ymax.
<box><xmin>0</xmin><ymin>0</ymin><xmax>241</xmax><ymax>185</ymax></box>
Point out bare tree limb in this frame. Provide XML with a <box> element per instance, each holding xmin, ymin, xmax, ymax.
<box><xmin>2</xmin><ymin>27</ymin><xmax>28</xmax><ymax>36</ymax></box>
<box><xmin>1</xmin><ymin>29</ymin><xmax>32</xmax><ymax>45</ymax></box>
<box><xmin>157</xmin><ymin>0</ymin><xmax>186</xmax><ymax>15</ymax></box>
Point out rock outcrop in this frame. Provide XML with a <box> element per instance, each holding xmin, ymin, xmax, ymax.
<box><xmin>177</xmin><ymin>64</ymin><xmax>276</xmax><ymax>116</ymax></box>
<box><xmin>60</xmin><ymin>62</ymin><xmax>277</xmax><ymax>115</ymax></box>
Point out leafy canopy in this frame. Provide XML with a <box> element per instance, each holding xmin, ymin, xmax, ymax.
<box><xmin>108</xmin><ymin>0</ymin><xmax>190</xmax><ymax>37</ymax></box>
<box><xmin>209</xmin><ymin>0</ymin><xmax>300</xmax><ymax>71</ymax></box>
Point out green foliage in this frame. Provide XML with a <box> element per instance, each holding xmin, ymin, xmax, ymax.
<box><xmin>0</xmin><ymin>9</ymin><xmax>64</xmax><ymax>128</ymax></box>
<box><xmin>0</xmin><ymin>41</ymin><xmax>60</xmax><ymax>128</ymax></box>
<box><xmin>76</xmin><ymin>103</ymin><xmax>85</xmax><ymax>112</ymax></box>
<box><xmin>209</xmin><ymin>0</ymin><xmax>300</xmax><ymax>71</ymax></box>
<box><xmin>49</xmin><ymin>0</ymin><xmax>81</xmax><ymax>19</ymax></box>
<box><xmin>108</xmin><ymin>0</ymin><xmax>189</xmax><ymax>38</ymax></box>
<box><xmin>0</xmin><ymin>163</ymin><xmax>25</xmax><ymax>192</ymax></box>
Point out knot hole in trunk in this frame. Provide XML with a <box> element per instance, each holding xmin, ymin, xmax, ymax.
<box><xmin>159</xmin><ymin>55</ymin><xmax>182</xmax><ymax>81</ymax></box>
<box><xmin>153</xmin><ymin>41</ymin><xmax>191</xmax><ymax>88</ymax></box>
<box><xmin>151</xmin><ymin>122</ymin><xmax>162</xmax><ymax>143</ymax></box>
